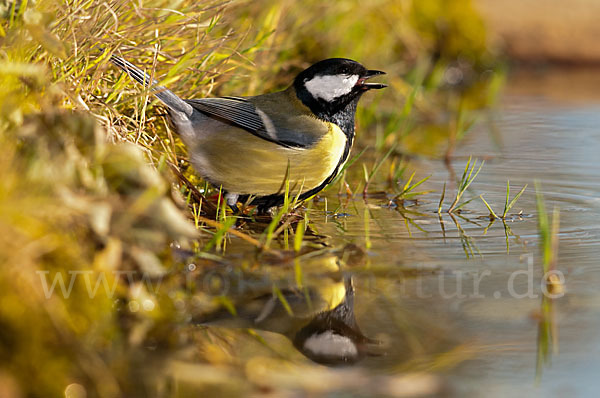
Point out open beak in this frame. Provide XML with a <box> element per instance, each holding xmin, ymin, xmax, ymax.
<box><xmin>356</xmin><ymin>70</ymin><xmax>387</xmax><ymax>90</ymax></box>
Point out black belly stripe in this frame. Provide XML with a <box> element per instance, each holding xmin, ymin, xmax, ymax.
<box><xmin>237</xmin><ymin>98</ymin><xmax>359</xmax><ymax>211</ymax></box>
<box><xmin>241</xmin><ymin>130</ymin><xmax>354</xmax><ymax>210</ymax></box>
<box><xmin>297</xmin><ymin>132</ymin><xmax>353</xmax><ymax>200</ymax></box>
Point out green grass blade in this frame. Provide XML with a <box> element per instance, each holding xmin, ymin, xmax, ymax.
<box><xmin>364</xmin><ymin>206</ymin><xmax>371</xmax><ymax>250</ymax></box>
<box><xmin>458</xmin><ymin>156</ymin><xmax>472</xmax><ymax>191</ymax></box>
<box><xmin>290</xmin><ymin>178</ymin><xmax>306</xmax><ymax>209</ymax></box>
<box><xmin>263</xmin><ymin>209</ymin><xmax>284</xmax><ymax>249</ymax></box>
<box><xmin>462</xmin><ymin>159</ymin><xmax>484</xmax><ymax>194</ymax></box>
<box><xmin>449</xmin><ymin>158</ymin><xmax>483</xmax><ymax>213</ymax></box>
<box><xmin>535</xmin><ymin>181</ymin><xmax>551</xmax><ymax>273</ymax></box>
<box><xmin>453</xmin><ymin>196</ymin><xmax>479</xmax><ymax>212</ymax></box>
<box><xmin>203</xmin><ymin>214</ymin><xmax>236</xmax><ymax>252</ymax></box>
<box><xmin>404</xmin><ymin>175</ymin><xmax>430</xmax><ymax>194</ymax></box>
<box><xmin>396</xmin><ymin>173</ymin><xmax>431</xmax><ymax>199</ymax></box>
<box><xmin>503</xmin><ymin>180</ymin><xmax>510</xmax><ymax>216</ymax></box>
<box><xmin>294</xmin><ymin>258</ymin><xmax>304</xmax><ymax>289</ymax></box>
<box><xmin>480</xmin><ymin>195</ymin><xmax>498</xmax><ymax>219</ymax></box>
<box><xmin>294</xmin><ymin>220</ymin><xmax>305</xmax><ymax>253</ymax></box>
<box><xmin>437</xmin><ymin>182</ymin><xmax>446</xmax><ymax>213</ymax></box>
<box><xmin>550</xmin><ymin>206</ymin><xmax>560</xmax><ymax>272</ymax></box>
<box><xmin>217</xmin><ymin>296</ymin><xmax>237</xmax><ymax>316</ymax></box>
<box><xmin>366</xmin><ymin>145</ymin><xmax>396</xmax><ymax>187</ymax></box>
<box><xmin>272</xmin><ymin>285</ymin><xmax>294</xmax><ymax>316</ymax></box>
<box><xmin>504</xmin><ymin>184</ymin><xmax>528</xmax><ymax>218</ymax></box>
<box><xmin>402</xmin><ymin>171</ymin><xmax>415</xmax><ymax>193</ymax></box>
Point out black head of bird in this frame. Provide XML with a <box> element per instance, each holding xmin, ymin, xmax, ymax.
<box><xmin>293</xmin><ymin>58</ymin><xmax>386</xmax><ymax>132</ymax></box>
<box><xmin>110</xmin><ymin>56</ymin><xmax>386</xmax><ymax>212</ymax></box>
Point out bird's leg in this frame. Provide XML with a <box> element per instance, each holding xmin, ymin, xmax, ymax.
<box><xmin>257</xmin><ymin>201</ymin><xmax>278</xmax><ymax>216</ymax></box>
<box><xmin>256</xmin><ymin>204</ymin><xmax>269</xmax><ymax>215</ymax></box>
<box><xmin>225</xmin><ymin>192</ymin><xmax>240</xmax><ymax>213</ymax></box>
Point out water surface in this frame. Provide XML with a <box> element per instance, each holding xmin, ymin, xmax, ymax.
<box><xmin>343</xmin><ymin>68</ymin><xmax>600</xmax><ymax>397</ymax></box>
<box><xmin>178</xmin><ymin>69</ymin><xmax>600</xmax><ymax>397</ymax></box>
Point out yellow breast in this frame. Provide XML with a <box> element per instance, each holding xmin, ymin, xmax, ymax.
<box><xmin>190</xmin><ymin>121</ymin><xmax>348</xmax><ymax>197</ymax></box>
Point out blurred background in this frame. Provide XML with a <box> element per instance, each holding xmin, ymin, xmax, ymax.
<box><xmin>478</xmin><ymin>0</ymin><xmax>600</xmax><ymax>64</ymax></box>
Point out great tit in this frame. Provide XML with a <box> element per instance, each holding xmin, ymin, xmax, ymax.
<box><xmin>110</xmin><ymin>55</ymin><xmax>386</xmax><ymax>211</ymax></box>
<box><xmin>193</xmin><ymin>257</ymin><xmax>378</xmax><ymax>366</ymax></box>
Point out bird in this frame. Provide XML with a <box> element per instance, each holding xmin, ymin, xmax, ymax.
<box><xmin>191</xmin><ymin>253</ymin><xmax>380</xmax><ymax>365</ymax></box>
<box><xmin>110</xmin><ymin>55</ymin><xmax>386</xmax><ymax>212</ymax></box>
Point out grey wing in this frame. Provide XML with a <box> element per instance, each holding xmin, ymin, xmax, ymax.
<box><xmin>186</xmin><ymin>97</ymin><xmax>315</xmax><ymax>149</ymax></box>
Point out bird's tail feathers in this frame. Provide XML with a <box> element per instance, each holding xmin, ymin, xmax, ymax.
<box><xmin>110</xmin><ymin>55</ymin><xmax>193</xmax><ymax>117</ymax></box>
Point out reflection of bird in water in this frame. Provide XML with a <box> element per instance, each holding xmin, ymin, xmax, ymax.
<box><xmin>192</xmin><ymin>256</ymin><xmax>379</xmax><ymax>365</ymax></box>
<box><xmin>291</xmin><ymin>277</ymin><xmax>378</xmax><ymax>365</ymax></box>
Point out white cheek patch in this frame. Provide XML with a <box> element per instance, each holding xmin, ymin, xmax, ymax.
<box><xmin>304</xmin><ymin>74</ymin><xmax>359</xmax><ymax>102</ymax></box>
<box><xmin>303</xmin><ymin>331</ymin><xmax>358</xmax><ymax>358</ymax></box>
